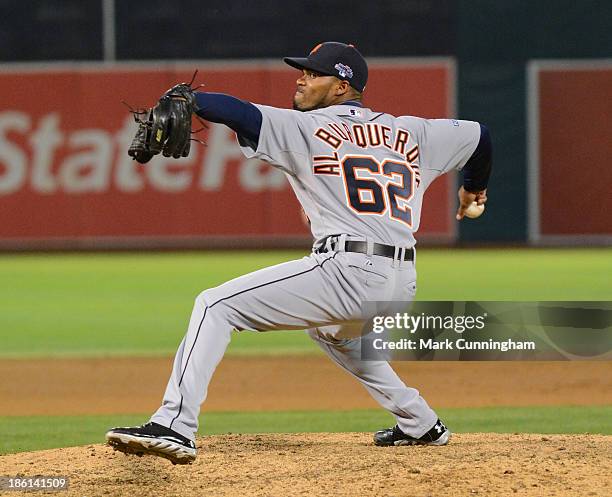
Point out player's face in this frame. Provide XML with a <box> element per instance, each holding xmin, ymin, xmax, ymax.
<box><xmin>293</xmin><ymin>70</ymin><xmax>342</xmax><ymax>111</ymax></box>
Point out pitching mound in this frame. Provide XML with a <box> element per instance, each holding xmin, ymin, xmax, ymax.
<box><xmin>1</xmin><ymin>433</ymin><xmax>610</xmax><ymax>497</ymax></box>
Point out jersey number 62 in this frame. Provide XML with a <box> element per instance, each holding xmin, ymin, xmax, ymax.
<box><xmin>342</xmin><ymin>156</ymin><xmax>415</xmax><ymax>228</ymax></box>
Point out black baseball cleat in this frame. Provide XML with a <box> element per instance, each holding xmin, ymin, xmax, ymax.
<box><xmin>105</xmin><ymin>422</ymin><xmax>197</xmax><ymax>464</ymax></box>
<box><xmin>374</xmin><ymin>419</ymin><xmax>451</xmax><ymax>446</ymax></box>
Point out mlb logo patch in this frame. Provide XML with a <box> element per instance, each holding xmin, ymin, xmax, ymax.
<box><xmin>349</xmin><ymin>108</ymin><xmax>363</xmax><ymax>117</ymax></box>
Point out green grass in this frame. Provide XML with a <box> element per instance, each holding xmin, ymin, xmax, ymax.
<box><xmin>0</xmin><ymin>406</ymin><xmax>609</xmax><ymax>455</ymax></box>
<box><xmin>0</xmin><ymin>248</ymin><xmax>610</xmax><ymax>357</ymax></box>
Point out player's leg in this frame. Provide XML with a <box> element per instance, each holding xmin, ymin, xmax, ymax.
<box><xmin>107</xmin><ymin>252</ymin><xmax>360</xmax><ymax>462</ymax></box>
<box><xmin>147</xmin><ymin>251</ymin><xmax>370</xmax><ymax>441</ymax></box>
<box><xmin>306</xmin><ymin>256</ymin><xmax>450</xmax><ymax>446</ymax></box>
<box><xmin>307</xmin><ymin>326</ymin><xmax>438</xmax><ymax>438</ymax></box>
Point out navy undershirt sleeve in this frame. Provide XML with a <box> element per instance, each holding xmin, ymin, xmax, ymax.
<box><xmin>194</xmin><ymin>92</ymin><xmax>262</xmax><ymax>146</ymax></box>
<box><xmin>462</xmin><ymin>124</ymin><xmax>492</xmax><ymax>192</ymax></box>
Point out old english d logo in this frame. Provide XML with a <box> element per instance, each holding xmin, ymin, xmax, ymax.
<box><xmin>310</xmin><ymin>43</ymin><xmax>322</xmax><ymax>55</ymax></box>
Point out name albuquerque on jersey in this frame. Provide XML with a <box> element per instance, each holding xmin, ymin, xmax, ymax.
<box><xmin>312</xmin><ymin>120</ymin><xmax>421</xmax><ymax>229</ymax></box>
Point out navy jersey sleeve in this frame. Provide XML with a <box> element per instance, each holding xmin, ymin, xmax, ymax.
<box><xmin>194</xmin><ymin>92</ymin><xmax>262</xmax><ymax>147</ymax></box>
<box><xmin>462</xmin><ymin>124</ymin><xmax>492</xmax><ymax>192</ymax></box>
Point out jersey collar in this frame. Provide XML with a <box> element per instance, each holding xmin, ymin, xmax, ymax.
<box><xmin>338</xmin><ymin>100</ymin><xmax>363</xmax><ymax>108</ymax></box>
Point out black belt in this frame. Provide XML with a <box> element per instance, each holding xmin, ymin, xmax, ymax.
<box><xmin>316</xmin><ymin>239</ymin><xmax>414</xmax><ymax>261</ymax></box>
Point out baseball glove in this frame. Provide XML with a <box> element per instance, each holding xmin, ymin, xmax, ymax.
<box><xmin>127</xmin><ymin>82</ymin><xmax>199</xmax><ymax>164</ymax></box>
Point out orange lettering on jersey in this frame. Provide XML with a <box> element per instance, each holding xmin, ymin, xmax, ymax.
<box><xmin>314</xmin><ymin>128</ymin><xmax>342</xmax><ymax>149</ymax></box>
<box><xmin>406</xmin><ymin>144</ymin><xmax>419</xmax><ymax>163</ymax></box>
<box><xmin>366</xmin><ymin>123</ymin><xmax>382</xmax><ymax>147</ymax></box>
<box><xmin>393</xmin><ymin>129</ymin><xmax>410</xmax><ymax>155</ymax></box>
<box><xmin>353</xmin><ymin>124</ymin><xmax>368</xmax><ymax>148</ymax></box>
<box><xmin>381</xmin><ymin>125</ymin><xmax>392</xmax><ymax>150</ymax></box>
<box><xmin>313</xmin><ymin>151</ymin><xmax>341</xmax><ymax>175</ymax></box>
<box><xmin>313</xmin><ymin>164</ymin><xmax>341</xmax><ymax>176</ymax></box>
<box><xmin>342</xmin><ymin>123</ymin><xmax>354</xmax><ymax>143</ymax></box>
<box><xmin>316</xmin><ymin>122</ymin><xmax>413</xmax><ymax>156</ymax></box>
<box><xmin>328</xmin><ymin>122</ymin><xmax>352</xmax><ymax>143</ymax></box>
<box><xmin>410</xmin><ymin>162</ymin><xmax>422</xmax><ymax>188</ymax></box>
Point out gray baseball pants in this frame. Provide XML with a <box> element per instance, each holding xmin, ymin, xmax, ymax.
<box><xmin>151</xmin><ymin>245</ymin><xmax>438</xmax><ymax>441</ymax></box>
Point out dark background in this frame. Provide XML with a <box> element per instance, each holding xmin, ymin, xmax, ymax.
<box><xmin>1</xmin><ymin>0</ymin><xmax>610</xmax><ymax>242</ymax></box>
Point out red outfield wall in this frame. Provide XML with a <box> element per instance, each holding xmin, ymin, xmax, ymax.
<box><xmin>528</xmin><ymin>61</ymin><xmax>612</xmax><ymax>244</ymax></box>
<box><xmin>0</xmin><ymin>61</ymin><xmax>455</xmax><ymax>249</ymax></box>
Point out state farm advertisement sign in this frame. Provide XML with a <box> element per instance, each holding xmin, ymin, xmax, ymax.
<box><xmin>0</xmin><ymin>62</ymin><xmax>454</xmax><ymax>248</ymax></box>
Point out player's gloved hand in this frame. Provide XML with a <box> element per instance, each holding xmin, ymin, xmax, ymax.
<box><xmin>126</xmin><ymin>82</ymin><xmax>198</xmax><ymax>164</ymax></box>
<box><xmin>149</xmin><ymin>96</ymin><xmax>193</xmax><ymax>159</ymax></box>
<box><xmin>456</xmin><ymin>186</ymin><xmax>487</xmax><ymax>220</ymax></box>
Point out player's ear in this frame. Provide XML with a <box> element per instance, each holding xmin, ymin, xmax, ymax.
<box><xmin>335</xmin><ymin>79</ymin><xmax>351</xmax><ymax>96</ymax></box>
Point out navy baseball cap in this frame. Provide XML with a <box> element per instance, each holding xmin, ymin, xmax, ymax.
<box><xmin>284</xmin><ymin>42</ymin><xmax>368</xmax><ymax>93</ymax></box>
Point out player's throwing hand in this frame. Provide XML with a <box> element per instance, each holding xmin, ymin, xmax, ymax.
<box><xmin>456</xmin><ymin>186</ymin><xmax>488</xmax><ymax>220</ymax></box>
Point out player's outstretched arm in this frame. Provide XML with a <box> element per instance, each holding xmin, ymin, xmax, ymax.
<box><xmin>456</xmin><ymin>124</ymin><xmax>492</xmax><ymax>220</ymax></box>
<box><xmin>193</xmin><ymin>92</ymin><xmax>263</xmax><ymax>147</ymax></box>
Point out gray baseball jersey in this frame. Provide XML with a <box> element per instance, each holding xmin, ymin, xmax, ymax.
<box><xmin>240</xmin><ymin>104</ymin><xmax>480</xmax><ymax>248</ymax></box>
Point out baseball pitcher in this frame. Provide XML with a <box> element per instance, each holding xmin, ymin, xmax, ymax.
<box><xmin>106</xmin><ymin>42</ymin><xmax>492</xmax><ymax>464</ymax></box>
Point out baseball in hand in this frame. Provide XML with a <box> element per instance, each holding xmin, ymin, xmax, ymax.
<box><xmin>464</xmin><ymin>201</ymin><xmax>485</xmax><ymax>219</ymax></box>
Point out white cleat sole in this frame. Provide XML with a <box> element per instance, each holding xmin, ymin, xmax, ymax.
<box><xmin>105</xmin><ymin>431</ymin><xmax>197</xmax><ymax>465</ymax></box>
<box><xmin>394</xmin><ymin>430</ymin><xmax>452</xmax><ymax>446</ymax></box>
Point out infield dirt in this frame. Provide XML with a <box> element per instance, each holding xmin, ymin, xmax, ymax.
<box><xmin>1</xmin><ymin>433</ymin><xmax>611</xmax><ymax>497</ymax></box>
<box><xmin>3</xmin><ymin>358</ymin><xmax>611</xmax><ymax>415</ymax></box>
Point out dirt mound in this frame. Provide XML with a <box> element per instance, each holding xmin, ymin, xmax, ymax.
<box><xmin>1</xmin><ymin>433</ymin><xmax>610</xmax><ymax>497</ymax></box>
